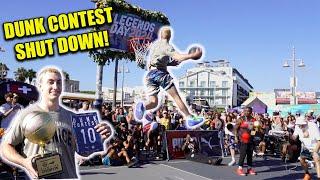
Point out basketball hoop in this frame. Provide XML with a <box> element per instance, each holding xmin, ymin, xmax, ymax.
<box><xmin>128</xmin><ymin>37</ymin><xmax>151</xmax><ymax>68</ymax></box>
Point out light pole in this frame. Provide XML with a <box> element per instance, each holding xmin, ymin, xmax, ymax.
<box><xmin>118</xmin><ymin>61</ymin><xmax>129</xmax><ymax>108</ymax></box>
<box><xmin>0</xmin><ymin>46</ymin><xmax>7</xmax><ymax>81</ymax></box>
<box><xmin>283</xmin><ymin>47</ymin><xmax>305</xmax><ymax>105</ymax></box>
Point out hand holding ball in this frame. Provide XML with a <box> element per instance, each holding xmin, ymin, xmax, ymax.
<box><xmin>23</xmin><ymin>111</ymin><xmax>57</xmax><ymax>146</ymax></box>
<box><xmin>188</xmin><ymin>46</ymin><xmax>202</xmax><ymax>60</ymax></box>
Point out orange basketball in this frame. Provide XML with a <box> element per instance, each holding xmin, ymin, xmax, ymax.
<box><xmin>188</xmin><ymin>46</ymin><xmax>202</xmax><ymax>60</ymax></box>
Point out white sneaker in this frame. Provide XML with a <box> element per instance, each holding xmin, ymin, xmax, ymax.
<box><xmin>257</xmin><ymin>152</ymin><xmax>264</xmax><ymax>156</ymax></box>
<box><xmin>228</xmin><ymin>159</ymin><xmax>236</xmax><ymax>166</ymax></box>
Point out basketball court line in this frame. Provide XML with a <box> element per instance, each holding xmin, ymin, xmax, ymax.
<box><xmin>80</xmin><ymin>161</ymin><xmax>212</xmax><ymax>180</ymax></box>
<box><xmin>80</xmin><ymin>165</ymin><xmax>128</xmax><ymax>172</ymax></box>
<box><xmin>160</xmin><ymin>164</ymin><xmax>212</xmax><ymax>180</ymax></box>
<box><xmin>166</xmin><ymin>160</ymin><xmax>190</xmax><ymax>164</ymax></box>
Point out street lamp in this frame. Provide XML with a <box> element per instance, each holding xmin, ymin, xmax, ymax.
<box><xmin>118</xmin><ymin>61</ymin><xmax>130</xmax><ymax>108</ymax></box>
<box><xmin>283</xmin><ymin>47</ymin><xmax>305</xmax><ymax>105</ymax></box>
<box><xmin>0</xmin><ymin>46</ymin><xmax>7</xmax><ymax>81</ymax></box>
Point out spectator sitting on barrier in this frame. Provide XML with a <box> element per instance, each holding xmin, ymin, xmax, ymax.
<box><xmin>123</xmin><ymin>134</ymin><xmax>137</xmax><ymax>161</ymax></box>
<box><xmin>182</xmin><ymin>134</ymin><xmax>199</xmax><ymax>158</ymax></box>
<box><xmin>101</xmin><ymin>138</ymin><xmax>137</xmax><ymax>168</ymax></box>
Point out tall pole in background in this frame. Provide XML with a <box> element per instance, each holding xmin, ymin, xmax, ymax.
<box><xmin>118</xmin><ymin>61</ymin><xmax>129</xmax><ymax>108</ymax></box>
<box><xmin>283</xmin><ymin>47</ymin><xmax>305</xmax><ymax>105</ymax></box>
<box><xmin>0</xmin><ymin>46</ymin><xmax>6</xmax><ymax>81</ymax></box>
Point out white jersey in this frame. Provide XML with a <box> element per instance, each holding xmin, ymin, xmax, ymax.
<box><xmin>293</xmin><ymin>121</ymin><xmax>320</xmax><ymax>151</ymax></box>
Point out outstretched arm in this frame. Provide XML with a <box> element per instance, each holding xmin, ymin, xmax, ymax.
<box><xmin>172</xmin><ymin>48</ymin><xmax>202</xmax><ymax>62</ymax></box>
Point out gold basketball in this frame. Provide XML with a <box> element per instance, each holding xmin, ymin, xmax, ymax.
<box><xmin>23</xmin><ymin>111</ymin><xmax>57</xmax><ymax>145</ymax></box>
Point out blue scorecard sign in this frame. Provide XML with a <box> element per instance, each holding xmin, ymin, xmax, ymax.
<box><xmin>72</xmin><ymin>112</ymin><xmax>103</xmax><ymax>156</ymax></box>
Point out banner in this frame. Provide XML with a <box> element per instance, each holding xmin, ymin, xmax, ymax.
<box><xmin>72</xmin><ymin>112</ymin><xmax>104</xmax><ymax>157</ymax></box>
<box><xmin>268</xmin><ymin>104</ymin><xmax>320</xmax><ymax>117</ymax></box>
<box><xmin>103</xmin><ymin>12</ymin><xmax>165</xmax><ymax>52</ymax></box>
<box><xmin>165</xmin><ymin>130</ymin><xmax>222</xmax><ymax>160</ymax></box>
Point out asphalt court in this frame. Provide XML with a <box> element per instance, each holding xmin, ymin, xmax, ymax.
<box><xmin>79</xmin><ymin>156</ymin><xmax>319</xmax><ymax>180</ymax></box>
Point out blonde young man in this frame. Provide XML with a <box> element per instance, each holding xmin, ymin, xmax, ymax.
<box><xmin>135</xmin><ymin>26</ymin><xmax>204</xmax><ymax>129</ymax></box>
<box><xmin>0</xmin><ymin>67</ymin><xmax>111</xmax><ymax>179</ymax></box>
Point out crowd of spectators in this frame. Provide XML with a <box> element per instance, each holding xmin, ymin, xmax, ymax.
<box><xmin>74</xmin><ymin>100</ymin><xmax>320</xmax><ymax>168</ymax></box>
<box><xmin>2</xmin><ymin>95</ymin><xmax>320</xmax><ymax>170</ymax></box>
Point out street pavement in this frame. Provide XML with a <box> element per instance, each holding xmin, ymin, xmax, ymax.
<box><xmin>1</xmin><ymin>155</ymin><xmax>317</xmax><ymax>179</ymax></box>
<box><xmin>79</xmin><ymin>156</ymin><xmax>318</xmax><ymax>180</ymax></box>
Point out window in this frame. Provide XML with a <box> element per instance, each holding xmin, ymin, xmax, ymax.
<box><xmin>190</xmin><ymin>90</ymin><xmax>195</xmax><ymax>96</ymax></box>
<box><xmin>209</xmin><ymin>90</ymin><xmax>214</xmax><ymax>96</ymax></box>
<box><xmin>200</xmin><ymin>90</ymin><xmax>205</xmax><ymax>96</ymax></box>
<box><xmin>222</xmin><ymin>97</ymin><xmax>226</xmax><ymax>105</ymax></box>
<box><xmin>222</xmin><ymin>81</ymin><xmax>228</xmax><ymax>87</ymax></box>
<box><xmin>210</xmin><ymin>81</ymin><xmax>216</xmax><ymax>87</ymax></box>
<box><xmin>189</xmin><ymin>81</ymin><xmax>195</xmax><ymax>87</ymax></box>
<box><xmin>222</xmin><ymin>90</ymin><xmax>227</xmax><ymax>96</ymax></box>
<box><xmin>200</xmin><ymin>81</ymin><xmax>206</xmax><ymax>87</ymax></box>
<box><xmin>179</xmin><ymin>81</ymin><xmax>184</xmax><ymax>87</ymax></box>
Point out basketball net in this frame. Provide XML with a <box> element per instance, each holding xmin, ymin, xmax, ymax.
<box><xmin>128</xmin><ymin>37</ymin><xmax>151</xmax><ymax>68</ymax></box>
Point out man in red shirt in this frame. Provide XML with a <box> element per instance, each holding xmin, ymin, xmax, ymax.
<box><xmin>235</xmin><ymin>107</ymin><xmax>257</xmax><ymax>176</ymax></box>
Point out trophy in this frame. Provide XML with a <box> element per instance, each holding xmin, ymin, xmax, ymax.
<box><xmin>23</xmin><ymin>111</ymin><xmax>63</xmax><ymax>178</ymax></box>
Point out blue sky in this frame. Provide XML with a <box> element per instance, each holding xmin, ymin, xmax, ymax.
<box><xmin>1</xmin><ymin>0</ymin><xmax>320</xmax><ymax>92</ymax></box>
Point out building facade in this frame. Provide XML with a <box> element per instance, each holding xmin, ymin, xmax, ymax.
<box><xmin>64</xmin><ymin>79</ymin><xmax>80</xmax><ymax>93</ymax></box>
<box><xmin>102</xmin><ymin>86</ymin><xmax>146</xmax><ymax>105</ymax></box>
<box><xmin>178</xmin><ymin>60</ymin><xmax>253</xmax><ymax>108</ymax></box>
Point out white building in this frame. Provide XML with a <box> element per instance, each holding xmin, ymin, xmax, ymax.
<box><xmin>64</xmin><ymin>79</ymin><xmax>80</xmax><ymax>93</ymax></box>
<box><xmin>178</xmin><ymin>60</ymin><xmax>253</xmax><ymax>108</ymax></box>
<box><xmin>102</xmin><ymin>86</ymin><xmax>146</xmax><ymax>104</ymax></box>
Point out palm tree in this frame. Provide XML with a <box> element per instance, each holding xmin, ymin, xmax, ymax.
<box><xmin>0</xmin><ymin>63</ymin><xmax>9</xmax><ymax>79</ymax></box>
<box><xmin>14</xmin><ymin>67</ymin><xmax>28</xmax><ymax>82</ymax></box>
<box><xmin>26</xmin><ymin>69</ymin><xmax>36</xmax><ymax>84</ymax></box>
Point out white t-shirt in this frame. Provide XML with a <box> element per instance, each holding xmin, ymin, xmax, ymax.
<box><xmin>0</xmin><ymin>103</ymin><xmax>23</xmax><ymax>129</ymax></box>
<box><xmin>149</xmin><ymin>39</ymin><xmax>176</xmax><ymax>70</ymax></box>
<box><xmin>225</xmin><ymin>122</ymin><xmax>235</xmax><ymax>136</ymax></box>
<box><xmin>293</xmin><ymin>121</ymin><xmax>320</xmax><ymax>151</ymax></box>
<box><xmin>3</xmin><ymin>104</ymin><xmax>78</xmax><ymax>178</ymax></box>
